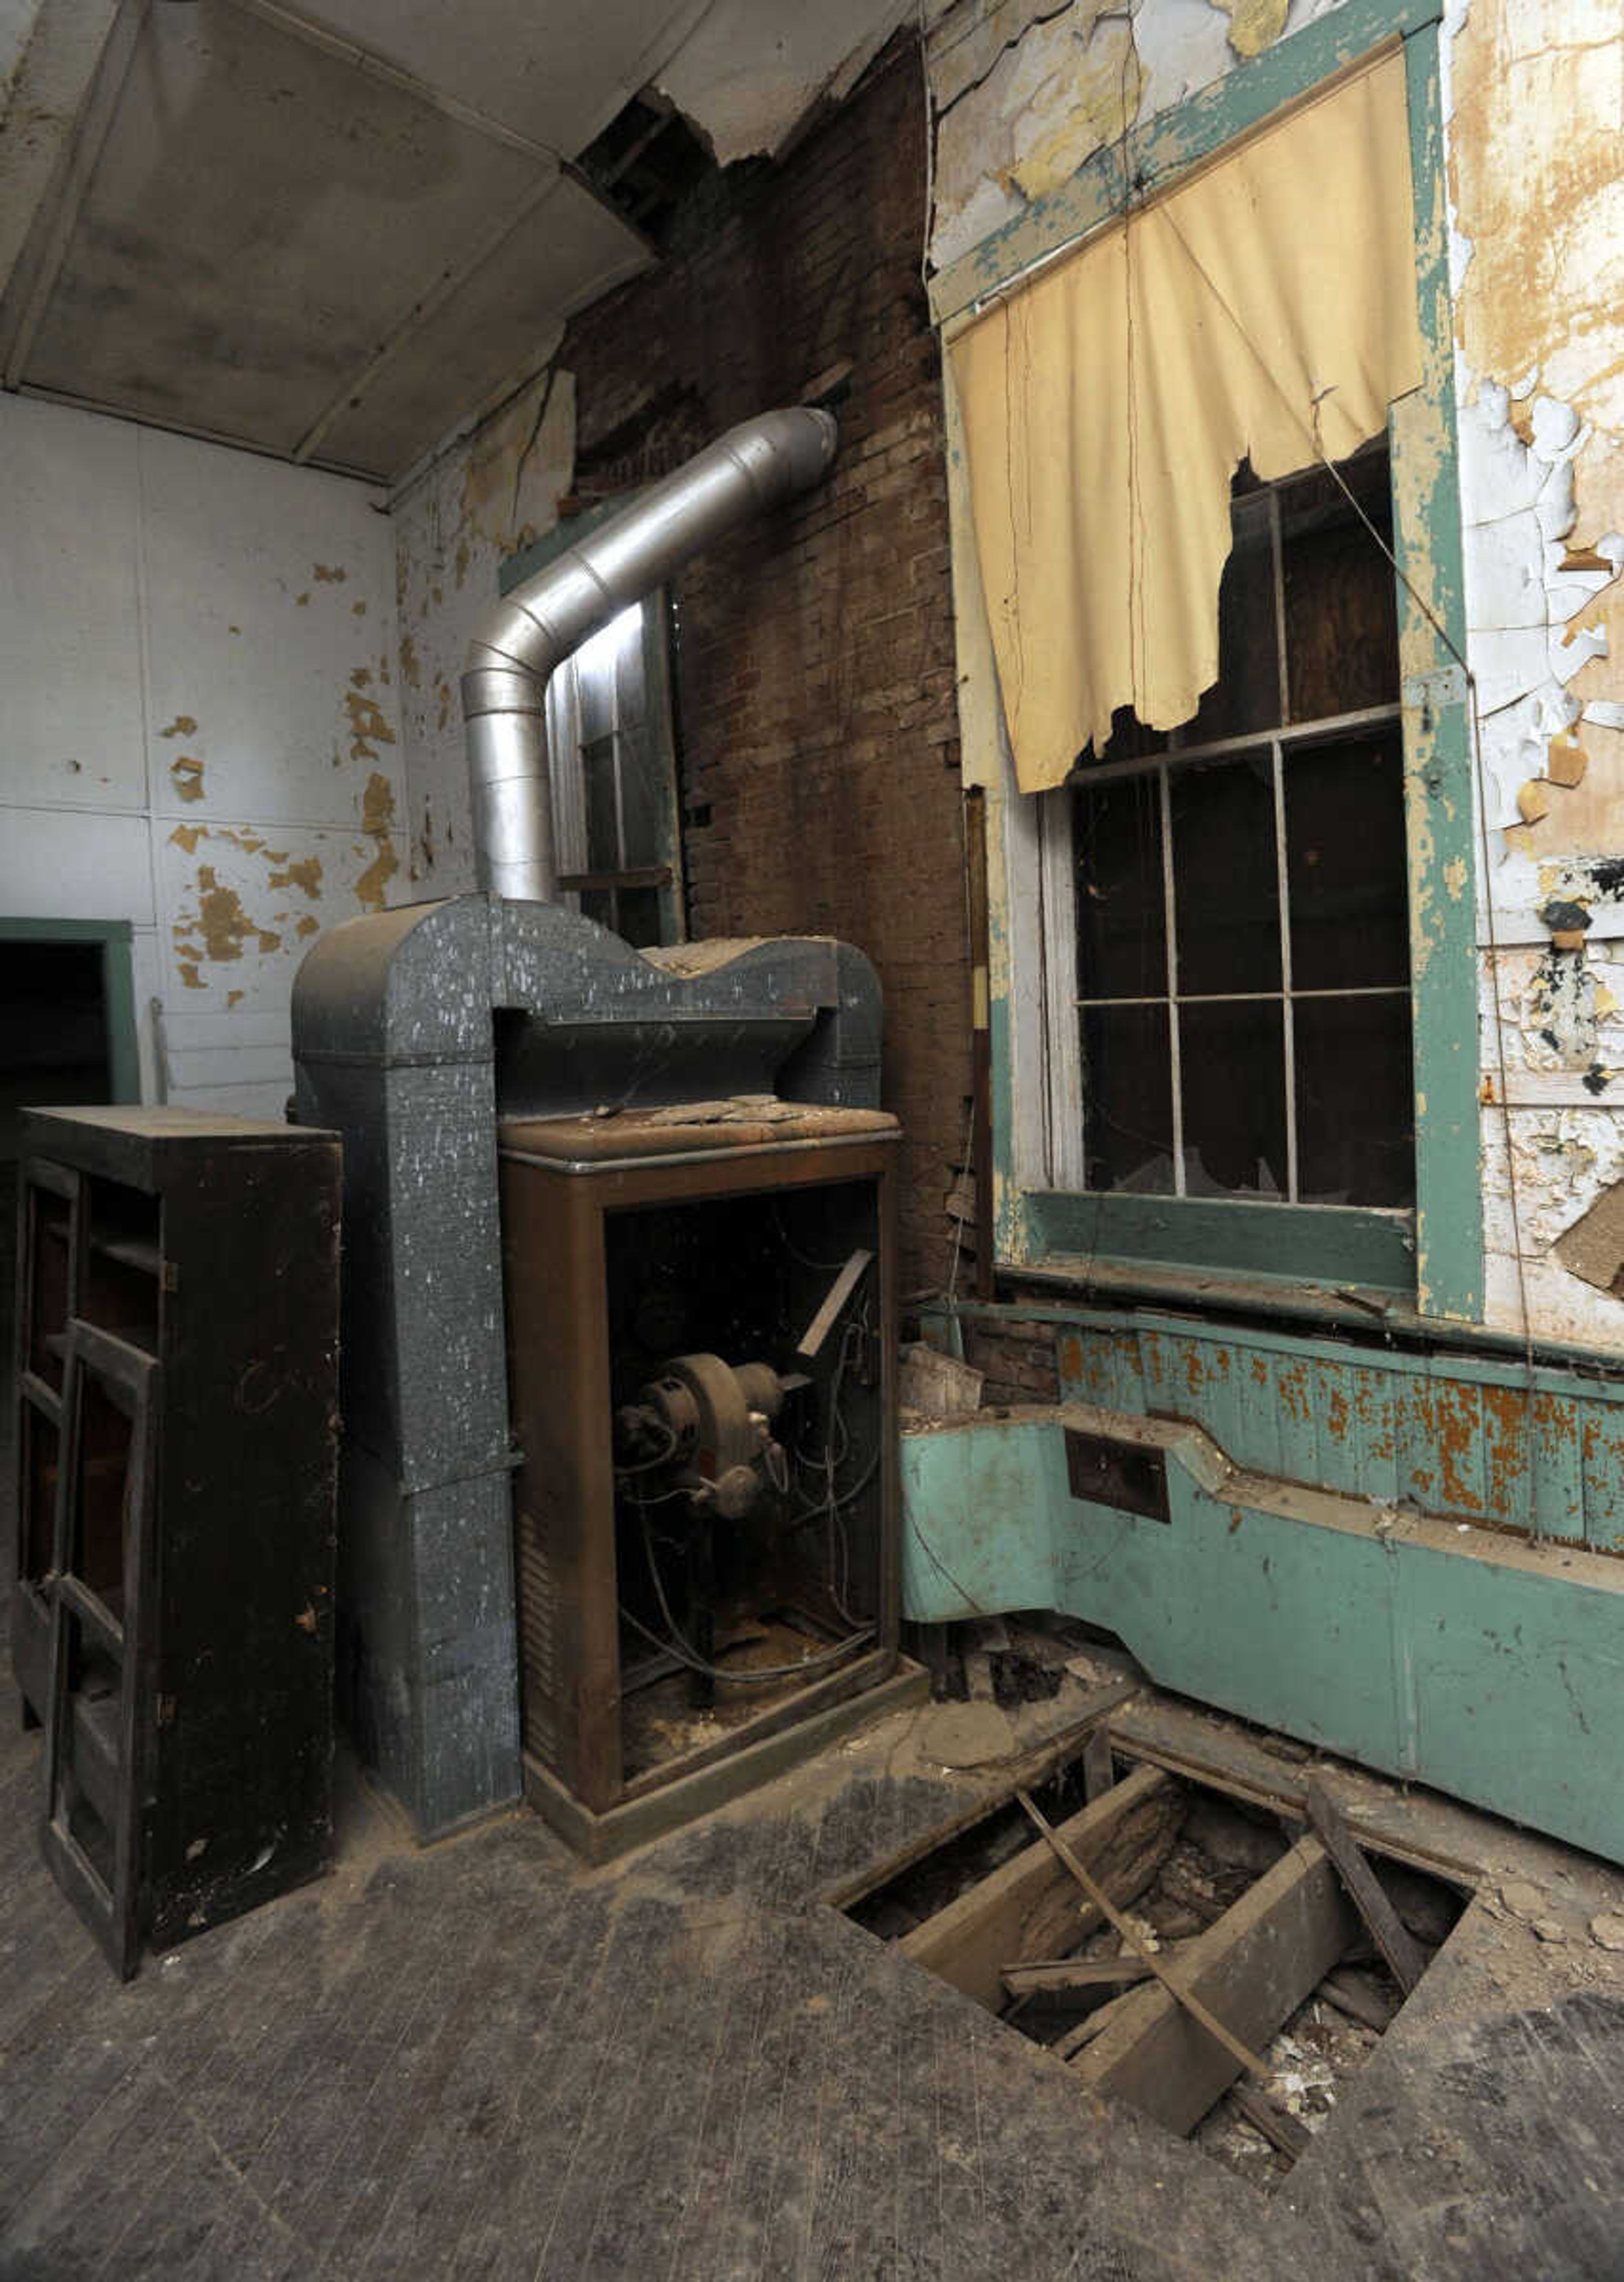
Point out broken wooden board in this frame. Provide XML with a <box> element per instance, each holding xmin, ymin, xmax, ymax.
<box><xmin>1069</xmin><ymin>1834</ymin><xmax>1358</xmax><ymax>2135</ymax></box>
<box><xmin>1305</xmin><ymin>1780</ymin><xmax>1428</xmax><ymax>1994</ymax></box>
<box><xmin>899</xmin><ymin>1764</ymin><xmax>1181</xmax><ymax>2010</ymax></box>
<box><xmin>1001</xmin><ymin>1956</ymin><xmax>1151</xmax><ymax>1999</ymax></box>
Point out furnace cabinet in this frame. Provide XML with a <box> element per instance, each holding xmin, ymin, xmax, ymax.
<box><xmin>10</xmin><ymin>1106</ymin><xmax>340</xmax><ymax>1975</ymax></box>
<box><xmin>498</xmin><ymin>1104</ymin><xmax>902</xmax><ymax>1854</ymax></box>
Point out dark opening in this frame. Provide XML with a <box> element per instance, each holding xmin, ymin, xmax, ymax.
<box><xmin>843</xmin><ymin>1735</ymin><xmax>1467</xmax><ymax>2194</ymax></box>
<box><xmin>0</xmin><ymin>938</ymin><xmax>112</xmax><ymax>1465</ymax></box>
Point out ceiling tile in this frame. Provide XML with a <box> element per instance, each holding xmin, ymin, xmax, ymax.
<box><xmin>268</xmin><ymin>0</ymin><xmax>707</xmax><ymax>155</ymax></box>
<box><xmin>315</xmin><ymin>172</ymin><xmax>648</xmax><ymax>480</ymax></box>
<box><xmin>22</xmin><ymin>0</ymin><xmax>545</xmax><ymax>457</ymax></box>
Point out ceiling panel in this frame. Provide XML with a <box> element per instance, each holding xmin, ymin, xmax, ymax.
<box><xmin>267</xmin><ymin>0</ymin><xmax>708</xmax><ymax>156</ymax></box>
<box><xmin>21</xmin><ymin>0</ymin><xmax>546</xmax><ymax>458</ymax></box>
<box><xmin>315</xmin><ymin>172</ymin><xmax>648</xmax><ymax>478</ymax></box>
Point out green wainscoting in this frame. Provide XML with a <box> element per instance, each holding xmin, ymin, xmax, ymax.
<box><xmin>901</xmin><ymin>1403</ymin><xmax>1624</xmax><ymax>1864</ymax></box>
<box><xmin>1050</xmin><ymin>1310</ymin><xmax>1624</xmax><ymax>1550</ymax></box>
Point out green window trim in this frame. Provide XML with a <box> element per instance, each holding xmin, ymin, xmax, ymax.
<box><xmin>963</xmin><ymin>2</ymin><xmax>1481</xmax><ymax>1325</ymax></box>
<box><xmin>0</xmin><ymin>918</ymin><xmax>141</xmax><ymax>1105</ymax></box>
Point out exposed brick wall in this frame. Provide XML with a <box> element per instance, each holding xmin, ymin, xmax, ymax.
<box><xmin>557</xmin><ymin>35</ymin><xmax>971</xmax><ymax>1294</ymax></box>
<box><xmin>961</xmin><ymin>1318</ymin><xmax>1062</xmax><ymax>1409</ymax></box>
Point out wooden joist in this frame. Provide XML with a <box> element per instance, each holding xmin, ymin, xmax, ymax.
<box><xmin>1000</xmin><ymin>1956</ymin><xmax>1151</xmax><ymax>1999</ymax></box>
<box><xmin>1317</xmin><ymin>1968</ymin><xmax>1399</xmax><ymax>2031</ymax></box>
<box><xmin>1068</xmin><ymin>1835</ymin><xmax>1359</xmax><ymax>2136</ymax></box>
<box><xmin>898</xmin><ymin>1764</ymin><xmax>1182</xmax><ymax>2010</ymax></box>
<box><xmin>1304</xmin><ymin>1781</ymin><xmax>1428</xmax><ymax>1995</ymax></box>
<box><xmin>1017</xmin><ymin>1791</ymin><xmax>1271</xmax><ymax>2085</ymax></box>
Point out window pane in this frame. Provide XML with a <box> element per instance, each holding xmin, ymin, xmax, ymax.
<box><xmin>1285</xmin><ymin>731</ymin><xmax>1409</xmax><ymax>988</ymax></box>
<box><xmin>1171</xmin><ymin>752</ymin><xmax>1281</xmax><ymax>994</ymax></box>
<box><xmin>1295</xmin><ymin>995</ymin><xmax>1414</xmax><ymax>1206</ymax></box>
<box><xmin>1074</xmin><ymin>774</ymin><xmax>1166</xmax><ymax>1001</ymax></box>
<box><xmin>1181</xmin><ymin>999</ymin><xmax>1287</xmax><ymax>1197</ymax></box>
<box><xmin>1186</xmin><ymin>487</ymin><xmax>1279</xmax><ymax>744</ymax></box>
<box><xmin>618</xmin><ymin>887</ymin><xmax>664</xmax><ymax>949</ymax></box>
<box><xmin>1082</xmin><ymin>1004</ymin><xmax>1175</xmax><ymax>1194</ymax></box>
<box><xmin>1281</xmin><ymin>449</ymin><xmax>1399</xmax><ymax>722</ymax></box>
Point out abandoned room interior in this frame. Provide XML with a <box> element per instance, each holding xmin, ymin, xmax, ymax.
<box><xmin>6</xmin><ymin>0</ymin><xmax>1624</xmax><ymax>2272</ymax></box>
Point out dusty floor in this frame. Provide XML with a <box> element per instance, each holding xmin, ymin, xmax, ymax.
<box><xmin>5</xmin><ymin>1608</ymin><xmax>1624</xmax><ymax>2278</ymax></box>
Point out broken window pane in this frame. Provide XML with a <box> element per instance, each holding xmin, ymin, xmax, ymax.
<box><xmin>1180</xmin><ymin>999</ymin><xmax>1287</xmax><ymax>1197</ymax></box>
<box><xmin>1074</xmin><ymin>774</ymin><xmax>1166</xmax><ymax>1001</ymax></box>
<box><xmin>1187</xmin><ymin>486</ymin><xmax>1279</xmax><ymax>744</ymax></box>
<box><xmin>1281</xmin><ymin>451</ymin><xmax>1399</xmax><ymax>722</ymax></box>
<box><xmin>1286</xmin><ymin>731</ymin><xmax>1409</xmax><ymax>990</ymax></box>
<box><xmin>1295</xmin><ymin>995</ymin><xmax>1415</xmax><ymax>1206</ymax></box>
<box><xmin>1081</xmin><ymin>1004</ymin><xmax>1175</xmax><ymax>1194</ymax></box>
<box><xmin>1171</xmin><ymin>753</ymin><xmax>1280</xmax><ymax>996</ymax></box>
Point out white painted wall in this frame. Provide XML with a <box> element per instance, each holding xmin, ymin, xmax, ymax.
<box><xmin>392</xmin><ymin>362</ymin><xmax>576</xmax><ymax>899</ymax></box>
<box><xmin>0</xmin><ymin>392</ymin><xmax>406</xmax><ymax>1116</ymax></box>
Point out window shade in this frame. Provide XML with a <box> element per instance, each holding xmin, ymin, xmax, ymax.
<box><xmin>949</xmin><ymin>48</ymin><xmax>1422</xmax><ymax>793</ymax></box>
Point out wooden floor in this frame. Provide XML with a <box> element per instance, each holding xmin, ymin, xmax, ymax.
<box><xmin>5</xmin><ymin>1593</ymin><xmax>1624</xmax><ymax>2279</ymax></box>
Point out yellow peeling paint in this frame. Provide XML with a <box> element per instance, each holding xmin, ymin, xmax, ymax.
<box><xmin>159</xmin><ymin>715</ymin><xmax>198</xmax><ymax>739</ymax></box>
<box><xmin>1444</xmin><ymin>855</ymin><xmax>1468</xmax><ymax>902</ymax></box>
<box><xmin>352</xmin><ymin>599</ymin><xmax>368</xmax><ymax>617</ymax></box>
<box><xmin>296</xmin><ymin>914</ymin><xmax>320</xmax><ymax>938</ymax></box>
<box><xmin>350</xmin><ymin>666</ymin><xmax>373</xmax><ymax>689</ymax></box>
<box><xmin>1451</xmin><ymin>0</ymin><xmax>1624</xmax><ymax>436</ymax></box>
<box><xmin>170</xmin><ymin>755</ymin><xmax>205</xmax><ymax>803</ymax></box>
<box><xmin>313</xmin><ymin>563</ymin><xmax>346</xmax><ymax>583</ymax></box>
<box><xmin>1211</xmin><ymin>0</ymin><xmax>1289</xmax><ymax>60</ymax></box>
<box><xmin>344</xmin><ymin>689</ymin><xmax>398</xmax><ymax>765</ymax></box>
<box><xmin>400</xmin><ymin>634</ymin><xmax>421</xmax><ymax>689</ymax></box>
<box><xmin>169</xmin><ymin>824</ymin><xmax>204</xmax><ymax>853</ymax></box>
<box><xmin>227</xmin><ymin>989</ymin><xmax>244</xmax><ymax>1007</ymax></box>
<box><xmin>1007</xmin><ymin>22</ymin><xmax>1141</xmax><ymax>204</ymax></box>
<box><xmin>177</xmin><ymin>959</ymin><xmax>203</xmax><ymax>990</ymax></box>
<box><xmin>353</xmin><ymin>771</ymin><xmax>399</xmax><ymax>912</ymax></box>
<box><xmin>267</xmin><ymin>856</ymin><xmax>323</xmax><ymax>899</ymax></box>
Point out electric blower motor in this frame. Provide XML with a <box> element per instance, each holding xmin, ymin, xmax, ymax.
<box><xmin>614</xmin><ymin>1353</ymin><xmax>789</xmax><ymax>1520</ymax></box>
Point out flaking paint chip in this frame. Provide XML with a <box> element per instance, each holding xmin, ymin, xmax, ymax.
<box><xmin>1517</xmin><ymin>780</ymin><xmax>1553</xmax><ymax>824</ymax></box>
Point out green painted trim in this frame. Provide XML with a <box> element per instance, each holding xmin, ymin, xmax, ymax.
<box><xmin>930</xmin><ymin>0</ymin><xmax>1443</xmax><ymax>326</ymax></box>
<box><xmin>0</xmin><ymin>918</ymin><xmax>140</xmax><ymax>1104</ymax></box>
<box><xmin>0</xmin><ymin>919</ymin><xmax>133</xmax><ymax>942</ymax></box>
<box><xmin>900</xmin><ymin>1409</ymin><xmax>1624</xmax><ymax>1862</ymax></box>
<box><xmin>1393</xmin><ymin>23</ymin><xmax>1481</xmax><ymax>1325</ymax></box>
<box><xmin>925</xmin><ymin>1290</ymin><xmax>1624</xmax><ymax>1388</ymax></box>
<box><xmin>1025</xmin><ymin>1190</ymin><xmax>1416</xmax><ymax>1291</ymax></box>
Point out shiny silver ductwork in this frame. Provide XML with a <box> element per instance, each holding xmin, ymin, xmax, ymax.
<box><xmin>461</xmin><ymin>405</ymin><xmax>839</xmax><ymax>902</ymax></box>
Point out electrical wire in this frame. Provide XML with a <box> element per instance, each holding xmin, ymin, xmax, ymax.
<box><xmin>633</xmin><ymin>1510</ymin><xmax>871</xmax><ymax>1684</ymax></box>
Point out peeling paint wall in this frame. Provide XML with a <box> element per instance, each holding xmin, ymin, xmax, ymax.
<box><xmin>924</xmin><ymin>0</ymin><xmax>1350</xmax><ymax>271</ymax></box>
<box><xmin>1446</xmin><ymin>0</ymin><xmax>1624</xmax><ymax>1348</ymax></box>
<box><xmin>391</xmin><ymin>360</ymin><xmax>576</xmax><ymax>898</ymax></box>
<box><xmin>928</xmin><ymin>0</ymin><xmax>1624</xmax><ymax>1355</ymax></box>
<box><xmin>0</xmin><ymin>391</ymin><xmax>404</xmax><ymax>1115</ymax></box>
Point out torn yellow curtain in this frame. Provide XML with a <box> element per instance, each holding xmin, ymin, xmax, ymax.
<box><xmin>950</xmin><ymin>48</ymin><xmax>1422</xmax><ymax>793</ymax></box>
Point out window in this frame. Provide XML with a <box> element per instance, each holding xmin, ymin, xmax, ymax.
<box><xmin>546</xmin><ymin>596</ymin><xmax>684</xmax><ymax>948</ymax></box>
<box><xmin>1070</xmin><ymin>445</ymin><xmax>1413</xmax><ymax>1213</ymax></box>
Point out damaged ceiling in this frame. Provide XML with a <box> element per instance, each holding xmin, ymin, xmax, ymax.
<box><xmin>0</xmin><ymin>0</ymin><xmax>909</xmax><ymax>482</ymax></box>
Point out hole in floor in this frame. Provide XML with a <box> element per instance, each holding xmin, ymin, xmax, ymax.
<box><xmin>842</xmin><ymin>1734</ymin><xmax>1470</xmax><ymax>2192</ymax></box>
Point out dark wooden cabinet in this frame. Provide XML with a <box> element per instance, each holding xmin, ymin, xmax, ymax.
<box><xmin>11</xmin><ymin>1107</ymin><xmax>341</xmax><ymax>1975</ymax></box>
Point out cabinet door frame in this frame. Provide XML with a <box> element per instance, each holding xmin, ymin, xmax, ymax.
<box><xmin>41</xmin><ymin>1320</ymin><xmax>159</xmax><ymax>1980</ymax></box>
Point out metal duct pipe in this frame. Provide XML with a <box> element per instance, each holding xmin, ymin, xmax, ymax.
<box><xmin>462</xmin><ymin>405</ymin><xmax>839</xmax><ymax>902</ymax></box>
